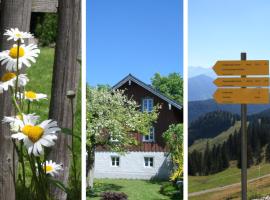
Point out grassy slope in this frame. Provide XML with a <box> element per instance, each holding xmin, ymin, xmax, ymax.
<box><xmin>189</xmin><ymin>162</ymin><xmax>270</xmax><ymax>193</ymax></box>
<box><xmin>190</xmin><ymin>171</ymin><xmax>270</xmax><ymax>200</ymax></box>
<box><xmin>189</xmin><ymin>121</ymin><xmax>241</xmax><ymax>152</ymax></box>
<box><xmin>88</xmin><ymin>179</ymin><xmax>174</xmax><ymax>200</ymax></box>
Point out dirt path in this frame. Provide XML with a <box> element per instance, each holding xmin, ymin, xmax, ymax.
<box><xmin>189</xmin><ymin>173</ymin><xmax>270</xmax><ymax>197</ymax></box>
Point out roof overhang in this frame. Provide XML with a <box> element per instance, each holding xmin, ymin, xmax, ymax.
<box><xmin>112</xmin><ymin>74</ymin><xmax>182</xmax><ymax>110</ymax></box>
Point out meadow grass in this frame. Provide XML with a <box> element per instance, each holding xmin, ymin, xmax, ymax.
<box><xmin>20</xmin><ymin>47</ymin><xmax>81</xmax><ymax>197</ymax></box>
<box><xmin>189</xmin><ymin>162</ymin><xmax>270</xmax><ymax>193</ymax></box>
<box><xmin>88</xmin><ymin>179</ymin><xmax>179</xmax><ymax>200</ymax></box>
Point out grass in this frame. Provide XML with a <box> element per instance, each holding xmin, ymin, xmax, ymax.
<box><xmin>25</xmin><ymin>47</ymin><xmax>54</xmax><ymax>119</ymax></box>
<box><xmin>189</xmin><ymin>162</ymin><xmax>270</xmax><ymax>193</ymax></box>
<box><xmin>189</xmin><ymin>174</ymin><xmax>270</xmax><ymax>200</ymax></box>
<box><xmin>18</xmin><ymin>47</ymin><xmax>81</xmax><ymax>197</ymax></box>
<box><xmin>87</xmin><ymin>179</ymin><xmax>180</xmax><ymax>200</ymax></box>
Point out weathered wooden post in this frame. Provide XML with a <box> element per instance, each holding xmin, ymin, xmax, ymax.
<box><xmin>48</xmin><ymin>0</ymin><xmax>81</xmax><ymax>199</ymax></box>
<box><xmin>0</xmin><ymin>1</ymin><xmax>32</xmax><ymax>199</ymax></box>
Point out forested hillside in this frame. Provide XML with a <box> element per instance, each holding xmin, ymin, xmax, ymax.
<box><xmin>189</xmin><ymin>111</ymin><xmax>239</xmax><ymax>145</ymax></box>
<box><xmin>189</xmin><ymin>117</ymin><xmax>270</xmax><ymax>176</ymax></box>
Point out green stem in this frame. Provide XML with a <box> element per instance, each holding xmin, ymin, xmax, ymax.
<box><xmin>27</xmin><ymin>100</ymin><xmax>30</xmax><ymax>114</ymax></box>
<box><xmin>20</xmin><ymin>141</ymin><xmax>26</xmax><ymax>191</ymax></box>
<box><xmin>15</xmin><ymin>39</ymin><xmax>21</xmax><ymax>100</ymax></box>
<box><xmin>10</xmin><ymin>87</ymin><xmax>22</xmax><ymax>115</ymax></box>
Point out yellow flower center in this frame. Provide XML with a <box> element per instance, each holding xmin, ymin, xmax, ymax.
<box><xmin>15</xmin><ymin>33</ymin><xmax>22</xmax><ymax>38</ymax></box>
<box><xmin>25</xmin><ymin>91</ymin><xmax>37</xmax><ymax>99</ymax></box>
<box><xmin>1</xmin><ymin>72</ymin><xmax>16</xmax><ymax>82</ymax></box>
<box><xmin>44</xmin><ymin>165</ymin><xmax>53</xmax><ymax>172</ymax></box>
<box><xmin>22</xmin><ymin>125</ymin><xmax>44</xmax><ymax>143</ymax></box>
<box><xmin>9</xmin><ymin>46</ymin><xmax>25</xmax><ymax>59</ymax></box>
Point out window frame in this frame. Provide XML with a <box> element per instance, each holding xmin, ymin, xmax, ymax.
<box><xmin>111</xmin><ymin>156</ymin><xmax>120</xmax><ymax>167</ymax></box>
<box><xmin>143</xmin><ymin>127</ymin><xmax>155</xmax><ymax>142</ymax></box>
<box><xmin>144</xmin><ymin>157</ymin><xmax>154</xmax><ymax>168</ymax></box>
<box><xmin>142</xmin><ymin>98</ymin><xmax>154</xmax><ymax>112</ymax></box>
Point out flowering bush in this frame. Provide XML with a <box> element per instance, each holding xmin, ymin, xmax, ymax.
<box><xmin>100</xmin><ymin>192</ymin><xmax>128</xmax><ymax>200</ymax></box>
<box><xmin>0</xmin><ymin>28</ymin><xmax>64</xmax><ymax>199</ymax></box>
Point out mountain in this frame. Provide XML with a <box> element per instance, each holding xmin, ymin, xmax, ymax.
<box><xmin>189</xmin><ymin>66</ymin><xmax>215</xmax><ymax>78</ymax></box>
<box><xmin>188</xmin><ymin>111</ymin><xmax>240</xmax><ymax>146</ymax></box>
<box><xmin>189</xmin><ymin>99</ymin><xmax>270</xmax><ymax>123</ymax></box>
<box><xmin>188</xmin><ymin>75</ymin><xmax>215</xmax><ymax>101</ymax></box>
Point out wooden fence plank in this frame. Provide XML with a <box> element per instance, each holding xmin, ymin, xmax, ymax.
<box><xmin>0</xmin><ymin>0</ymin><xmax>58</xmax><ymax>13</ymax></box>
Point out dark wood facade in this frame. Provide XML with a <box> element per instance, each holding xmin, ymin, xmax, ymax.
<box><xmin>97</xmin><ymin>75</ymin><xmax>183</xmax><ymax>152</ymax></box>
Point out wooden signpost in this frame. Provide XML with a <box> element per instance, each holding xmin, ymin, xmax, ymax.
<box><xmin>214</xmin><ymin>77</ymin><xmax>269</xmax><ymax>87</ymax></box>
<box><xmin>213</xmin><ymin>60</ymin><xmax>269</xmax><ymax>75</ymax></box>
<box><xmin>213</xmin><ymin>88</ymin><xmax>269</xmax><ymax>104</ymax></box>
<box><xmin>213</xmin><ymin>53</ymin><xmax>269</xmax><ymax>200</ymax></box>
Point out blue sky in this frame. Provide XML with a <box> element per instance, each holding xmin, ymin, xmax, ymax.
<box><xmin>87</xmin><ymin>0</ymin><xmax>183</xmax><ymax>86</ymax></box>
<box><xmin>189</xmin><ymin>0</ymin><xmax>270</xmax><ymax>69</ymax></box>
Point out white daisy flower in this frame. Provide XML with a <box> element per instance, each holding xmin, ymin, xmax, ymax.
<box><xmin>42</xmin><ymin>160</ymin><xmax>63</xmax><ymax>177</ymax></box>
<box><xmin>17</xmin><ymin>91</ymin><xmax>47</xmax><ymax>101</ymax></box>
<box><xmin>0</xmin><ymin>72</ymin><xmax>29</xmax><ymax>93</ymax></box>
<box><xmin>4</xmin><ymin>28</ymin><xmax>33</xmax><ymax>43</ymax></box>
<box><xmin>0</xmin><ymin>44</ymin><xmax>40</xmax><ymax>71</ymax></box>
<box><xmin>11</xmin><ymin>114</ymin><xmax>60</xmax><ymax>156</ymax></box>
<box><xmin>2</xmin><ymin>114</ymin><xmax>24</xmax><ymax>132</ymax></box>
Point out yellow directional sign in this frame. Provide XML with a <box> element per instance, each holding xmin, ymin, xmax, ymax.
<box><xmin>213</xmin><ymin>88</ymin><xmax>269</xmax><ymax>104</ymax></box>
<box><xmin>213</xmin><ymin>77</ymin><xmax>269</xmax><ymax>87</ymax></box>
<box><xmin>213</xmin><ymin>60</ymin><xmax>269</xmax><ymax>76</ymax></box>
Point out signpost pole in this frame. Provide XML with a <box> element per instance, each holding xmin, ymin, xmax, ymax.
<box><xmin>241</xmin><ymin>52</ymin><xmax>247</xmax><ymax>200</ymax></box>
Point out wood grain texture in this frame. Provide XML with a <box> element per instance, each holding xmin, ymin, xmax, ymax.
<box><xmin>48</xmin><ymin>0</ymin><xmax>81</xmax><ymax>199</ymax></box>
<box><xmin>31</xmin><ymin>0</ymin><xmax>58</xmax><ymax>13</ymax></box>
<box><xmin>0</xmin><ymin>0</ymin><xmax>58</xmax><ymax>13</ymax></box>
<box><xmin>0</xmin><ymin>1</ymin><xmax>32</xmax><ymax>199</ymax></box>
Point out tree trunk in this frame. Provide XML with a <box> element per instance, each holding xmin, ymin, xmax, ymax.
<box><xmin>48</xmin><ymin>0</ymin><xmax>81</xmax><ymax>199</ymax></box>
<box><xmin>86</xmin><ymin>146</ymin><xmax>95</xmax><ymax>188</ymax></box>
<box><xmin>0</xmin><ymin>1</ymin><xmax>32</xmax><ymax>200</ymax></box>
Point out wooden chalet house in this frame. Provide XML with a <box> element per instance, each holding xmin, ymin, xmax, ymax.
<box><xmin>94</xmin><ymin>74</ymin><xmax>183</xmax><ymax>179</ymax></box>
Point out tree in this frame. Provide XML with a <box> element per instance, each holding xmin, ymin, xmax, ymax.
<box><xmin>151</xmin><ymin>73</ymin><xmax>183</xmax><ymax>103</ymax></box>
<box><xmin>48</xmin><ymin>0</ymin><xmax>81</xmax><ymax>199</ymax></box>
<box><xmin>265</xmin><ymin>144</ymin><xmax>270</xmax><ymax>162</ymax></box>
<box><xmin>163</xmin><ymin>123</ymin><xmax>183</xmax><ymax>180</ymax></box>
<box><xmin>86</xmin><ymin>86</ymin><xmax>159</xmax><ymax>188</ymax></box>
<box><xmin>0</xmin><ymin>1</ymin><xmax>32</xmax><ymax>199</ymax></box>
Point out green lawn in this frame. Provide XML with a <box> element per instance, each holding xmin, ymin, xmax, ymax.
<box><xmin>88</xmin><ymin>179</ymin><xmax>180</xmax><ymax>200</ymax></box>
<box><xmin>25</xmin><ymin>47</ymin><xmax>54</xmax><ymax>119</ymax></box>
<box><xmin>189</xmin><ymin>162</ymin><xmax>270</xmax><ymax>193</ymax></box>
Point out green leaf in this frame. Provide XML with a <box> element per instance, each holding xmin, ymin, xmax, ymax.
<box><xmin>61</xmin><ymin>127</ymin><xmax>81</xmax><ymax>140</ymax></box>
<box><xmin>48</xmin><ymin>177</ymin><xmax>68</xmax><ymax>192</ymax></box>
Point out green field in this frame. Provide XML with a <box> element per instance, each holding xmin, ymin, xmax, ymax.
<box><xmin>189</xmin><ymin>162</ymin><xmax>270</xmax><ymax>193</ymax></box>
<box><xmin>88</xmin><ymin>179</ymin><xmax>180</xmax><ymax>200</ymax></box>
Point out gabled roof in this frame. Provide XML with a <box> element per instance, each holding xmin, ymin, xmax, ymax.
<box><xmin>112</xmin><ymin>74</ymin><xmax>182</xmax><ymax>110</ymax></box>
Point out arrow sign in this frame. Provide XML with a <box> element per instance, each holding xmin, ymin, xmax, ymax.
<box><xmin>213</xmin><ymin>60</ymin><xmax>269</xmax><ymax>76</ymax></box>
<box><xmin>213</xmin><ymin>88</ymin><xmax>269</xmax><ymax>104</ymax></box>
<box><xmin>214</xmin><ymin>77</ymin><xmax>269</xmax><ymax>87</ymax></box>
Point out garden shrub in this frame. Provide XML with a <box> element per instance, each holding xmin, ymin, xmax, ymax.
<box><xmin>35</xmin><ymin>13</ymin><xmax>58</xmax><ymax>46</ymax></box>
<box><xmin>160</xmin><ymin>182</ymin><xmax>182</xmax><ymax>199</ymax></box>
<box><xmin>100</xmin><ymin>192</ymin><xmax>128</xmax><ymax>200</ymax></box>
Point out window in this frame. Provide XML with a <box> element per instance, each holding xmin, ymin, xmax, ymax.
<box><xmin>111</xmin><ymin>156</ymin><xmax>120</xmax><ymax>167</ymax></box>
<box><xmin>142</xmin><ymin>98</ymin><xmax>153</xmax><ymax>112</ymax></box>
<box><xmin>143</xmin><ymin>127</ymin><xmax>155</xmax><ymax>142</ymax></box>
<box><xmin>144</xmin><ymin>157</ymin><xmax>154</xmax><ymax>167</ymax></box>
